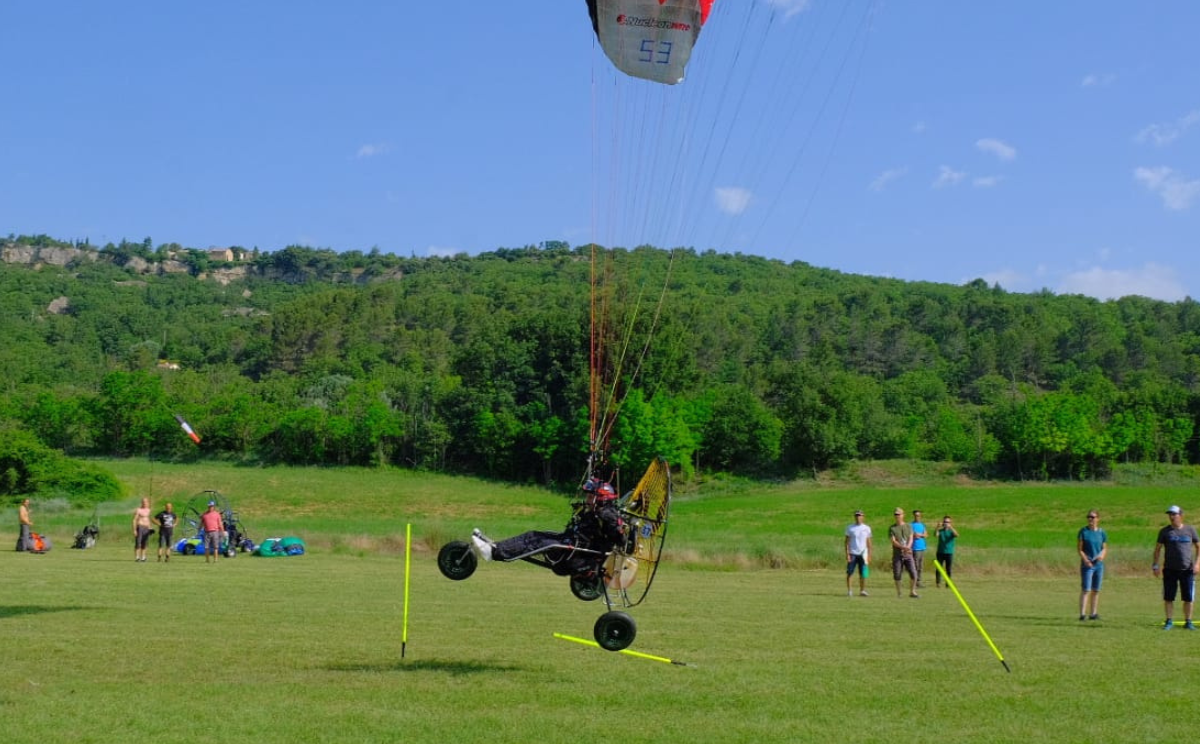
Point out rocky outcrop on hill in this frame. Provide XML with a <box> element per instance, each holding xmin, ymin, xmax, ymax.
<box><xmin>1</xmin><ymin>242</ymin><xmax>403</xmax><ymax>286</ymax></box>
<box><xmin>1</xmin><ymin>244</ymin><xmax>98</xmax><ymax>269</ymax></box>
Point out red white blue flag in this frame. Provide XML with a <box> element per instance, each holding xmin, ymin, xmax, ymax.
<box><xmin>174</xmin><ymin>414</ymin><xmax>201</xmax><ymax>444</ymax></box>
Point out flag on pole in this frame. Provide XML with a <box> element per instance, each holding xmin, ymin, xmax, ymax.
<box><xmin>174</xmin><ymin>414</ymin><xmax>201</xmax><ymax>444</ymax></box>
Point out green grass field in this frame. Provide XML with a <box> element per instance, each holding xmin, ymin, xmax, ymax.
<box><xmin>2</xmin><ymin>461</ymin><xmax>1196</xmax><ymax>743</ymax></box>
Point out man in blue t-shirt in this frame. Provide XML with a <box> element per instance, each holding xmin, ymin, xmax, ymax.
<box><xmin>1077</xmin><ymin>510</ymin><xmax>1107</xmax><ymax>621</ymax></box>
<box><xmin>911</xmin><ymin>510</ymin><xmax>928</xmax><ymax>589</ymax></box>
<box><xmin>1153</xmin><ymin>505</ymin><xmax>1200</xmax><ymax>630</ymax></box>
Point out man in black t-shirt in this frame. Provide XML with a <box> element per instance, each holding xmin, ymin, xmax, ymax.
<box><xmin>154</xmin><ymin>503</ymin><xmax>177</xmax><ymax>563</ymax></box>
<box><xmin>1152</xmin><ymin>505</ymin><xmax>1200</xmax><ymax>630</ymax></box>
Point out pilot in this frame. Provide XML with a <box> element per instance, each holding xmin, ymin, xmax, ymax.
<box><xmin>472</xmin><ymin>478</ymin><xmax>625</xmax><ymax>564</ymax></box>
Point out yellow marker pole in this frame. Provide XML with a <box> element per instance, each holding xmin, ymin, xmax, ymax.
<box><xmin>402</xmin><ymin>523</ymin><xmax>412</xmax><ymax>658</ymax></box>
<box><xmin>932</xmin><ymin>559</ymin><xmax>1010</xmax><ymax>673</ymax></box>
<box><xmin>552</xmin><ymin>633</ymin><xmax>689</xmax><ymax>666</ymax></box>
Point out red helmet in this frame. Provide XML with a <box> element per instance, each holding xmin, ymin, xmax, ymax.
<box><xmin>595</xmin><ymin>482</ymin><xmax>617</xmax><ymax>500</ymax></box>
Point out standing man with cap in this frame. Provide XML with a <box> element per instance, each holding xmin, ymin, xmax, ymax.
<box><xmin>844</xmin><ymin>510</ymin><xmax>872</xmax><ymax>597</ymax></box>
<box><xmin>1153</xmin><ymin>505</ymin><xmax>1200</xmax><ymax>630</ymax></box>
<box><xmin>200</xmin><ymin>501</ymin><xmax>224</xmax><ymax>564</ymax></box>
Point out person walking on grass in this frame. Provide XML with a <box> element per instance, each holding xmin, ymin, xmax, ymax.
<box><xmin>1153</xmin><ymin>505</ymin><xmax>1200</xmax><ymax>630</ymax></box>
<box><xmin>935</xmin><ymin>515</ymin><xmax>958</xmax><ymax>587</ymax></box>
<box><xmin>889</xmin><ymin>508</ymin><xmax>918</xmax><ymax>598</ymax></box>
<box><xmin>1077</xmin><ymin>510</ymin><xmax>1107</xmax><ymax>621</ymax></box>
<box><xmin>844</xmin><ymin>510</ymin><xmax>872</xmax><ymax>597</ymax></box>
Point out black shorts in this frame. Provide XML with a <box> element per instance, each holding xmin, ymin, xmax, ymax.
<box><xmin>158</xmin><ymin>528</ymin><xmax>174</xmax><ymax>548</ymax></box>
<box><xmin>1162</xmin><ymin>569</ymin><xmax>1196</xmax><ymax>603</ymax></box>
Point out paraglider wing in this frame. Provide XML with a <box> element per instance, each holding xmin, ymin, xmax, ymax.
<box><xmin>587</xmin><ymin>0</ymin><xmax>714</xmax><ymax>85</ymax></box>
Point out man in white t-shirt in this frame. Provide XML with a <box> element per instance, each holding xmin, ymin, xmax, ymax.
<box><xmin>845</xmin><ymin>510</ymin><xmax>873</xmax><ymax>597</ymax></box>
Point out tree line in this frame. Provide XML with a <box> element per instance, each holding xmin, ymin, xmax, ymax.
<box><xmin>2</xmin><ymin>235</ymin><xmax>1199</xmax><ymax>496</ymax></box>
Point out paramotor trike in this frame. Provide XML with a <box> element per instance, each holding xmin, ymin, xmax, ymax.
<box><xmin>437</xmin><ymin>457</ymin><xmax>672</xmax><ymax>652</ymax></box>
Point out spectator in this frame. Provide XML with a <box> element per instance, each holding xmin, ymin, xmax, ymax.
<box><xmin>200</xmin><ymin>501</ymin><xmax>224</xmax><ymax>564</ymax></box>
<box><xmin>132</xmin><ymin>497</ymin><xmax>153</xmax><ymax>562</ymax></box>
<box><xmin>1153</xmin><ymin>505</ymin><xmax>1200</xmax><ymax>630</ymax></box>
<box><xmin>911</xmin><ymin>509</ymin><xmax>928</xmax><ymax>588</ymax></box>
<box><xmin>935</xmin><ymin>515</ymin><xmax>958</xmax><ymax>587</ymax></box>
<box><xmin>16</xmin><ymin>498</ymin><xmax>33</xmax><ymax>552</ymax></box>
<box><xmin>1077</xmin><ymin>510</ymin><xmax>1107</xmax><ymax>621</ymax></box>
<box><xmin>889</xmin><ymin>508</ymin><xmax>918</xmax><ymax>598</ymax></box>
<box><xmin>844</xmin><ymin>510</ymin><xmax>872</xmax><ymax>597</ymax></box>
<box><xmin>154</xmin><ymin>502</ymin><xmax>177</xmax><ymax>563</ymax></box>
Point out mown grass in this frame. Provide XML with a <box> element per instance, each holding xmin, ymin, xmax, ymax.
<box><xmin>1</xmin><ymin>460</ymin><xmax>1196</xmax><ymax>743</ymax></box>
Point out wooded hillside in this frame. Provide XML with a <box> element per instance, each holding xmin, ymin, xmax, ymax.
<box><xmin>2</xmin><ymin>234</ymin><xmax>1198</xmax><ymax>489</ymax></box>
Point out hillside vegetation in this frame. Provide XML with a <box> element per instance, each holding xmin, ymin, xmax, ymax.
<box><xmin>3</xmin><ymin>234</ymin><xmax>1200</xmax><ymax>499</ymax></box>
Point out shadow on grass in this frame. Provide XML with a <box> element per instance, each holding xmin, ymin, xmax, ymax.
<box><xmin>325</xmin><ymin>658</ymin><xmax>524</xmax><ymax>675</ymax></box>
<box><xmin>0</xmin><ymin>605</ymin><xmax>95</xmax><ymax>619</ymax></box>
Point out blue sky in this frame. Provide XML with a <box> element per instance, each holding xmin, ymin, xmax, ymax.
<box><xmin>3</xmin><ymin>1</ymin><xmax>1197</xmax><ymax>301</ymax></box>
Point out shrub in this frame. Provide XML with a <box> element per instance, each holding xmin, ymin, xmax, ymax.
<box><xmin>0</xmin><ymin>428</ymin><xmax>124</xmax><ymax>506</ymax></box>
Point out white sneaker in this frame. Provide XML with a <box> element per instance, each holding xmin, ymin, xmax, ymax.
<box><xmin>471</xmin><ymin>531</ymin><xmax>493</xmax><ymax>562</ymax></box>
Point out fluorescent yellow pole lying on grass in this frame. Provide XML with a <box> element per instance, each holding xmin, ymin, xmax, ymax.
<box><xmin>932</xmin><ymin>558</ymin><xmax>1010</xmax><ymax>673</ymax></box>
<box><xmin>402</xmin><ymin>522</ymin><xmax>412</xmax><ymax>658</ymax></box>
<box><xmin>553</xmin><ymin>633</ymin><xmax>690</xmax><ymax>666</ymax></box>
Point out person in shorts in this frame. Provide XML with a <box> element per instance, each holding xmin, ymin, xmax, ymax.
<box><xmin>1077</xmin><ymin>510</ymin><xmax>1107</xmax><ymax>621</ymax></box>
<box><xmin>844</xmin><ymin>510</ymin><xmax>872</xmax><ymax>597</ymax></box>
<box><xmin>154</xmin><ymin>502</ymin><xmax>177</xmax><ymax>563</ymax></box>
<box><xmin>1153</xmin><ymin>505</ymin><xmax>1200</xmax><ymax>630</ymax></box>
<box><xmin>200</xmin><ymin>501</ymin><xmax>224</xmax><ymax>564</ymax></box>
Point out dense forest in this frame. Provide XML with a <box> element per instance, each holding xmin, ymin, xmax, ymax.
<box><xmin>2</xmin><ymin>233</ymin><xmax>1199</xmax><ymax>494</ymax></box>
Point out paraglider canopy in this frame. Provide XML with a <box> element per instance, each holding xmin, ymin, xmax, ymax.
<box><xmin>586</xmin><ymin>0</ymin><xmax>715</xmax><ymax>84</ymax></box>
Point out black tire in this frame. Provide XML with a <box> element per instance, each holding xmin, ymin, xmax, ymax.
<box><xmin>437</xmin><ymin>541</ymin><xmax>477</xmax><ymax>581</ymax></box>
<box><xmin>183</xmin><ymin>544</ymin><xmax>196</xmax><ymax>556</ymax></box>
<box><xmin>594</xmin><ymin>611</ymin><xmax>637</xmax><ymax>651</ymax></box>
<box><xmin>570</xmin><ymin>574</ymin><xmax>603</xmax><ymax>602</ymax></box>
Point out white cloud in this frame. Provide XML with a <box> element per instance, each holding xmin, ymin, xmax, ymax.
<box><xmin>911</xmin><ymin>121</ymin><xmax>927</xmax><ymax>135</ymax></box>
<box><xmin>972</xmin><ymin>175</ymin><xmax>1003</xmax><ymax>188</ymax></box>
<box><xmin>1081</xmin><ymin>73</ymin><xmax>1116</xmax><ymax>88</ymax></box>
<box><xmin>356</xmin><ymin>143</ymin><xmax>391</xmax><ymax>158</ymax></box>
<box><xmin>714</xmin><ymin>186</ymin><xmax>753</xmax><ymax>215</ymax></box>
<box><xmin>1135</xmin><ymin>110</ymin><xmax>1200</xmax><ymax>147</ymax></box>
<box><xmin>976</xmin><ymin>138</ymin><xmax>1016</xmax><ymax>161</ymax></box>
<box><xmin>975</xmin><ymin>262</ymin><xmax>1188</xmax><ymax>301</ymax></box>
<box><xmin>975</xmin><ymin>268</ymin><xmax>1028</xmax><ymax>291</ymax></box>
<box><xmin>426</xmin><ymin>245</ymin><xmax>460</xmax><ymax>258</ymax></box>
<box><xmin>869</xmin><ymin>167</ymin><xmax>906</xmax><ymax>192</ymax></box>
<box><xmin>932</xmin><ymin>165</ymin><xmax>966</xmax><ymax>188</ymax></box>
<box><xmin>1057</xmin><ymin>263</ymin><xmax>1187</xmax><ymax>301</ymax></box>
<box><xmin>1134</xmin><ymin>166</ymin><xmax>1200</xmax><ymax>210</ymax></box>
<box><xmin>764</xmin><ymin>0</ymin><xmax>812</xmax><ymax>18</ymax></box>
